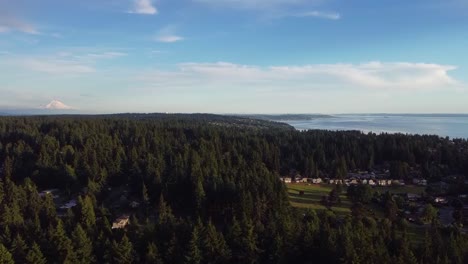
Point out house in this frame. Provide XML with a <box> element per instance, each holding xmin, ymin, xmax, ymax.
<box><xmin>297</xmin><ymin>178</ymin><xmax>309</xmax><ymax>183</ymax></box>
<box><xmin>434</xmin><ymin>197</ymin><xmax>448</xmax><ymax>204</ymax></box>
<box><xmin>332</xmin><ymin>179</ymin><xmax>344</xmax><ymax>185</ymax></box>
<box><xmin>311</xmin><ymin>178</ymin><xmax>323</xmax><ymax>184</ymax></box>
<box><xmin>368</xmin><ymin>179</ymin><xmax>376</xmax><ymax>186</ymax></box>
<box><xmin>377</xmin><ymin>180</ymin><xmax>388</xmax><ymax>186</ymax></box>
<box><xmin>112</xmin><ymin>215</ymin><xmax>130</xmax><ymax>229</ymax></box>
<box><xmin>280</xmin><ymin>177</ymin><xmax>292</xmax><ymax>183</ymax></box>
<box><xmin>59</xmin><ymin>199</ymin><xmax>77</xmax><ymax>210</ymax></box>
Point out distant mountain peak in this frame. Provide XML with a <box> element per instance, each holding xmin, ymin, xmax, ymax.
<box><xmin>42</xmin><ymin>100</ymin><xmax>73</xmax><ymax>110</ymax></box>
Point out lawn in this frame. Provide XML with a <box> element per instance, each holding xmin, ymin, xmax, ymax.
<box><xmin>286</xmin><ymin>183</ymin><xmax>429</xmax><ymax>245</ymax></box>
<box><xmin>286</xmin><ymin>183</ymin><xmax>425</xmax><ymax>211</ymax></box>
<box><xmin>287</xmin><ymin>184</ymin><xmax>352</xmax><ymax>215</ymax></box>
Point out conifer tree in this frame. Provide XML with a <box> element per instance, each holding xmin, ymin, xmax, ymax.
<box><xmin>142</xmin><ymin>183</ymin><xmax>149</xmax><ymax>204</ymax></box>
<box><xmin>241</xmin><ymin>216</ymin><xmax>259</xmax><ymax>263</ymax></box>
<box><xmin>226</xmin><ymin>216</ymin><xmax>243</xmax><ymax>257</ymax></box>
<box><xmin>0</xmin><ymin>179</ymin><xmax>4</xmax><ymax>205</ymax></box>
<box><xmin>200</xmin><ymin>220</ymin><xmax>231</xmax><ymax>263</ymax></box>
<box><xmin>268</xmin><ymin>233</ymin><xmax>283</xmax><ymax>263</ymax></box>
<box><xmin>185</xmin><ymin>225</ymin><xmax>202</xmax><ymax>264</ymax></box>
<box><xmin>40</xmin><ymin>193</ymin><xmax>57</xmax><ymax>224</ymax></box>
<box><xmin>11</xmin><ymin>234</ymin><xmax>28</xmax><ymax>263</ymax></box>
<box><xmin>25</xmin><ymin>243</ymin><xmax>46</xmax><ymax>264</ymax></box>
<box><xmin>0</xmin><ymin>226</ymin><xmax>11</xmax><ymax>246</ymax></box>
<box><xmin>157</xmin><ymin>194</ymin><xmax>174</xmax><ymax>225</ymax></box>
<box><xmin>71</xmin><ymin>224</ymin><xmax>94</xmax><ymax>264</ymax></box>
<box><xmin>77</xmin><ymin>196</ymin><xmax>96</xmax><ymax>232</ymax></box>
<box><xmin>145</xmin><ymin>242</ymin><xmax>163</xmax><ymax>264</ymax></box>
<box><xmin>49</xmin><ymin>220</ymin><xmax>76</xmax><ymax>263</ymax></box>
<box><xmin>0</xmin><ymin>243</ymin><xmax>14</xmax><ymax>264</ymax></box>
<box><xmin>111</xmin><ymin>234</ymin><xmax>134</xmax><ymax>264</ymax></box>
<box><xmin>165</xmin><ymin>233</ymin><xmax>182</xmax><ymax>264</ymax></box>
<box><xmin>1</xmin><ymin>202</ymin><xmax>24</xmax><ymax>228</ymax></box>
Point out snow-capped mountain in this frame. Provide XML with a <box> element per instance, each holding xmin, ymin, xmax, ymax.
<box><xmin>42</xmin><ymin>100</ymin><xmax>73</xmax><ymax>110</ymax></box>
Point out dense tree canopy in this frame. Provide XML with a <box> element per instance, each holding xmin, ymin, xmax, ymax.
<box><xmin>0</xmin><ymin>114</ymin><xmax>467</xmax><ymax>263</ymax></box>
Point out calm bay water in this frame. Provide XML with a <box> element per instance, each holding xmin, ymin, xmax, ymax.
<box><xmin>284</xmin><ymin>114</ymin><xmax>468</xmax><ymax>139</ymax></box>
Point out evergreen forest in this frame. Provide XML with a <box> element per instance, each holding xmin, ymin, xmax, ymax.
<box><xmin>0</xmin><ymin>114</ymin><xmax>467</xmax><ymax>263</ymax></box>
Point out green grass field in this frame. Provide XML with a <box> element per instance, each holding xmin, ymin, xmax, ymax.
<box><xmin>287</xmin><ymin>184</ymin><xmax>352</xmax><ymax>215</ymax></box>
<box><xmin>286</xmin><ymin>184</ymin><xmax>426</xmax><ymax>211</ymax></box>
<box><xmin>286</xmin><ymin>183</ymin><xmax>428</xmax><ymax>244</ymax></box>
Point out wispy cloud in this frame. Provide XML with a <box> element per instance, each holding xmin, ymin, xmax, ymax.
<box><xmin>154</xmin><ymin>26</ymin><xmax>184</xmax><ymax>43</ymax></box>
<box><xmin>127</xmin><ymin>61</ymin><xmax>464</xmax><ymax>113</ymax></box>
<box><xmin>21</xmin><ymin>59</ymin><xmax>95</xmax><ymax>74</ymax></box>
<box><xmin>3</xmin><ymin>50</ymin><xmax>127</xmax><ymax>75</ymax></box>
<box><xmin>138</xmin><ymin>61</ymin><xmax>461</xmax><ymax>92</ymax></box>
<box><xmin>155</xmin><ymin>35</ymin><xmax>184</xmax><ymax>43</ymax></box>
<box><xmin>294</xmin><ymin>11</ymin><xmax>340</xmax><ymax>20</ymax></box>
<box><xmin>84</xmin><ymin>52</ymin><xmax>127</xmax><ymax>59</ymax></box>
<box><xmin>193</xmin><ymin>0</ymin><xmax>339</xmax><ymax>21</ymax></box>
<box><xmin>193</xmin><ymin>0</ymin><xmax>311</xmax><ymax>9</ymax></box>
<box><xmin>129</xmin><ymin>0</ymin><xmax>158</xmax><ymax>15</ymax></box>
<box><xmin>56</xmin><ymin>50</ymin><xmax>128</xmax><ymax>62</ymax></box>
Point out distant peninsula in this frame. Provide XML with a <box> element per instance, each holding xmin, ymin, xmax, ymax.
<box><xmin>239</xmin><ymin>114</ymin><xmax>334</xmax><ymax>121</ymax></box>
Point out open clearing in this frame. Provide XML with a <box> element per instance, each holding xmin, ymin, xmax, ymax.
<box><xmin>287</xmin><ymin>184</ymin><xmax>352</xmax><ymax>215</ymax></box>
<box><xmin>286</xmin><ymin>183</ymin><xmax>428</xmax><ymax>244</ymax></box>
<box><xmin>287</xmin><ymin>183</ymin><xmax>426</xmax><ymax>211</ymax></box>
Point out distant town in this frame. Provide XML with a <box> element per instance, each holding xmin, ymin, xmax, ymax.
<box><xmin>281</xmin><ymin>169</ymin><xmax>468</xmax><ymax>232</ymax></box>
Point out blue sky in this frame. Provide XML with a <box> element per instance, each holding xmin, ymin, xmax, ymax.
<box><xmin>0</xmin><ymin>0</ymin><xmax>467</xmax><ymax>113</ymax></box>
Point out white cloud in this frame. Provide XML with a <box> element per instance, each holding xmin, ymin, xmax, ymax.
<box><xmin>295</xmin><ymin>11</ymin><xmax>340</xmax><ymax>20</ymax></box>
<box><xmin>84</xmin><ymin>52</ymin><xmax>127</xmax><ymax>59</ymax></box>
<box><xmin>55</xmin><ymin>51</ymin><xmax>127</xmax><ymax>63</ymax></box>
<box><xmin>193</xmin><ymin>0</ymin><xmax>309</xmax><ymax>9</ymax></box>
<box><xmin>154</xmin><ymin>26</ymin><xmax>184</xmax><ymax>43</ymax></box>
<box><xmin>127</xmin><ymin>61</ymin><xmax>465</xmax><ymax>113</ymax></box>
<box><xmin>1</xmin><ymin>49</ymin><xmax>128</xmax><ymax>75</ymax></box>
<box><xmin>137</xmin><ymin>61</ymin><xmax>461</xmax><ymax>92</ymax></box>
<box><xmin>155</xmin><ymin>35</ymin><xmax>184</xmax><ymax>43</ymax></box>
<box><xmin>194</xmin><ymin>0</ymin><xmax>340</xmax><ymax>21</ymax></box>
<box><xmin>21</xmin><ymin>59</ymin><xmax>95</xmax><ymax>74</ymax></box>
<box><xmin>130</xmin><ymin>0</ymin><xmax>158</xmax><ymax>15</ymax></box>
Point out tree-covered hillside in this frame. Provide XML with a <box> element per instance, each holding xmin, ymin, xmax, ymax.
<box><xmin>0</xmin><ymin>114</ymin><xmax>467</xmax><ymax>263</ymax></box>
